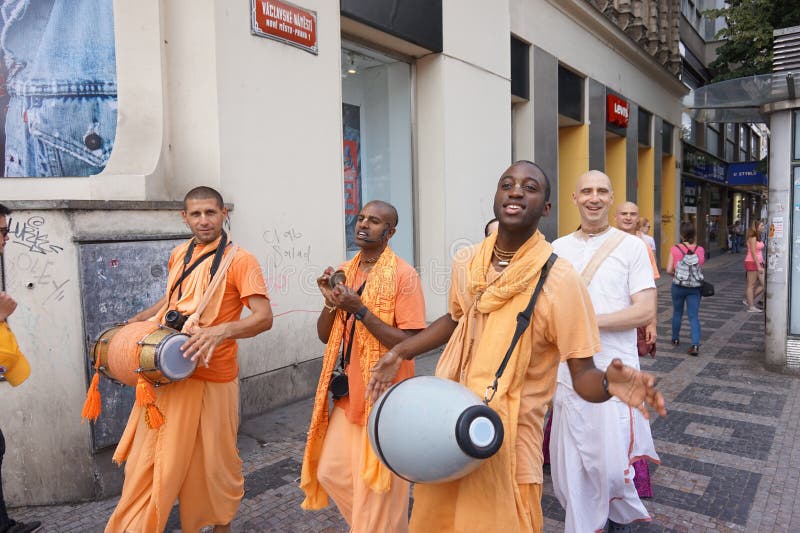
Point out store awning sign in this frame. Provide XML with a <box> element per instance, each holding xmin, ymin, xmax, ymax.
<box><xmin>728</xmin><ymin>161</ymin><xmax>767</xmax><ymax>186</ymax></box>
<box><xmin>251</xmin><ymin>0</ymin><xmax>318</xmax><ymax>55</ymax></box>
<box><xmin>607</xmin><ymin>94</ymin><xmax>629</xmax><ymax>128</ymax></box>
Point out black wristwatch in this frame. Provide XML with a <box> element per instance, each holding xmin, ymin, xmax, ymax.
<box><xmin>354</xmin><ymin>306</ymin><xmax>368</xmax><ymax>321</ymax></box>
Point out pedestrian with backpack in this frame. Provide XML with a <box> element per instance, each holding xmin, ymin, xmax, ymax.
<box><xmin>666</xmin><ymin>222</ymin><xmax>705</xmax><ymax>356</ymax></box>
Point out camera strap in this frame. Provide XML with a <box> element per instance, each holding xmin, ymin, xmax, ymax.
<box><xmin>169</xmin><ymin>231</ymin><xmax>230</xmax><ymax>302</ymax></box>
<box><xmin>337</xmin><ymin>280</ymin><xmax>367</xmax><ymax>371</ymax></box>
<box><xmin>484</xmin><ymin>253</ymin><xmax>557</xmax><ymax>404</ymax></box>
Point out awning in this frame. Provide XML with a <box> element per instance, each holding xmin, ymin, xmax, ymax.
<box><xmin>682</xmin><ymin>71</ymin><xmax>798</xmax><ymax>123</ymax></box>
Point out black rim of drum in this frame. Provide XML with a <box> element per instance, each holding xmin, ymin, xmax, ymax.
<box><xmin>454</xmin><ymin>404</ymin><xmax>504</xmax><ymax>459</ymax></box>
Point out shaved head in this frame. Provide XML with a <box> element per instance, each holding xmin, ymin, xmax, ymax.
<box><xmin>363</xmin><ymin>200</ymin><xmax>399</xmax><ymax>228</ymax></box>
<box><xmin>616</xmin><ymin>202</ymin><xmax>639</xmax><ymax>215</ymax></box>
<box><xmin>184</xmin><ymin>186</ymin><xmax>224</xmax><ymax>210</ymax></box>
<box><xmin>575</xmin><ymin>170</ymin><xmax>612</xmax><ymax>195</ymax></box>
<box><xmin>615</xmin><ymin>201</ymin><xmax>640</xmax><ymax>234</ymax></box>
<box><xmin>572</xmin><ymin>170</ymin><xmax>614</xmax><ymax>231</ymax></box>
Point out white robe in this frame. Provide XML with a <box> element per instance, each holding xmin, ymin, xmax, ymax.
<box><xmin>550</xmin><ymin>228</ymin><xmax>659</xmax><ymax>532</ymax></box>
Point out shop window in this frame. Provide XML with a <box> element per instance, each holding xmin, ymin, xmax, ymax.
<box><xmin>638</xmin><ymin>108</ymin><xmax>652</xmax><ymax>147</ymax></box>
<box><xmin>725</xmin><ymin>139</ymin><xmax>734</xmax><ymax>162</ymax></box>
<box><xmin>795</xmin><ymin>110</ymin><xmax>800</xmax><ymax>160</ymax></box>
<box><xmin>725</xmin><ymin>123</ymin><xmax>735</xmax><ymax>141</ymax></box>
<box><xmin>511</xmin><ymin>35</ymin><xmax>529</xmax><ymax>100</ymax></box>
<box><xmin>706</xmin><ymin>124</ymin><xmax>720</xmax><ymax>157</ymax></box>
<box><xmin>662</xmin><ymin>121</ymin><xmax>674</xmax><ymax>155</ymax></box>
<box><xmin>751</xmin><ymin>133</ymin><xmax>759</xmax><ymax>159</ymax></box>
<box><xmin>341</xmin><ymin>43</ymin><xmax>414</xmax><ymax>263</ymax></box>
<box><xmin>558</xmin><ymin>65</ymin><xmax>584</xmax><ymax>125</ymax></box>
<box><xmin>791</xmin><ymin>165</ymin><xmax>800</xmax><ymax>334</ymax></box>
<box><xmin>681</xmin><ymin>112</ymin><xmax>695</xmax><ymax>144</ymax></box>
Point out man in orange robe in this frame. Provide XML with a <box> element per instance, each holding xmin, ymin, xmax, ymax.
<box><xmin>300</xmin><ymin>200</ymin><xmax>426</xmax><ymax>532</ymax></box>
<box><xmin>105</xmin><ymin>186</ymin><xmax>273</xmax><ymax>533</ymax></box>
<box><xmin>368</xmin><ymin>161</ymin><xmax>666</xmax><ymax>532</ymax></box>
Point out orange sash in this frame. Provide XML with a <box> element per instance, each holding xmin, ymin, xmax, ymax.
<box><xmin>300</xmin><ymin>247</ymin><xmax>398</xmax><ymax>510</ymax></box>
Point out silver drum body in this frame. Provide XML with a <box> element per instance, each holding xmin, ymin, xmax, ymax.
<box><xmin>367</xmin><ymin>376</ymin><xmax>504</xmax><ymax>484</ymax></box>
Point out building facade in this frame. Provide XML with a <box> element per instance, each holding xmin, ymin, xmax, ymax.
<box><xmin>679</xmin><ymin>0</ymin><xmax>769</xmax><ymax>256</ymax></box>
<box><xmin>0</xmin><ymin>0</ymin><xmax>685</xmax><ymax>505</ymax></box>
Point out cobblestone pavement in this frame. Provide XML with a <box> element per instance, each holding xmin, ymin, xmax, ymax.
<box><xmin>11</xmin><ymin>252</ymin><xmax>797</xmax><ymax>532</ymax></box>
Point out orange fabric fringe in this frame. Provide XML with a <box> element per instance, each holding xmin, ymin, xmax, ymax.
<box><xmin>81</xmin><ymin>372</ymin><xmax>102</xmax><ymax>422</ymax></box>
<box><xmin>136</xmin><ymin>376</ymin><xmax>165</xmax><ymax>429</ymax></box>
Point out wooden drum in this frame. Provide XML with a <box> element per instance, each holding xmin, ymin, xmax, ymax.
<box><xmin>91</xmin><ymin>321</ymin><xmax>197</xmax><ymax>387</ymax></box>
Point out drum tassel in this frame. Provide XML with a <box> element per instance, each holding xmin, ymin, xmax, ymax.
<box><xmin>81</xmin><ymin>371</ymin><xmax>102</xmax><ymax>422</ymax></box>
<box><xmin>135</xmin><ymin>376</ymin><xmax>165</xmax><ymax>429</ymax></box>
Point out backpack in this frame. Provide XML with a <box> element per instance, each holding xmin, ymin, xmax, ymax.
<box><xmin>673</xmin><ymin>244</ymin><xmax>703</xmax><ymax>287</ymax></box>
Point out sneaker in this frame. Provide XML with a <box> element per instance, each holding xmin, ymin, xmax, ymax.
<box><xmin>671</xmin><ymin>339</ymin><xmax>680</xmax><ymax>346</ymax></box>
<box><xmin>5</xmin><ymin>520</ymin><xmax>42</xmax><ymax>533</ymax></box>
<box><xmin>742</xmin><ymin>299</ymin><xmax>749</xmax><ymax>306</ymax></box>
<box><xmin>687</xmin><ymin>345</ymin><xmax>699</xmax><ymax>356</ymax></box>
<box><xmin>746</xmin><ymin>306</ymin><xmax>763</xmax><ymax>313</ymax></box>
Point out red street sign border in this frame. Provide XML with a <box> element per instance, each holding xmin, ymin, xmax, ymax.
<box><xmin>250</xmin><ymin>0</ymin><xmax>319</xmax><ymax>56</ymax></box>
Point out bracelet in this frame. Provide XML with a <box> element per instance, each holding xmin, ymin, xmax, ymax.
<box><xmin>602</xmin><ymin>371</ymin><xmax>611</xmax><ymax>399</ymax></box>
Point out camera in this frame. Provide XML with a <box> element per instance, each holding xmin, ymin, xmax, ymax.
<box><xmin>164</xmin><ymin>310</ymin><xmax>188</xmax><ymax>331</ymax></box>
<box><xmin>329</xmin><ymin>369</ymin><xmax>349</xmax><ymax>399</ymax></box>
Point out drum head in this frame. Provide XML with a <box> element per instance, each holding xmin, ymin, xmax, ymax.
<box><xmin>157</xmin><ymin>333</ymin><xmax>197</xmax><ymax>380</ymax></box>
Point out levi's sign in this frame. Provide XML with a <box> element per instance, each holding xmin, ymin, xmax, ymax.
<box><xmin>607</xmin><ymin>94</ymin><xmax>629</xmax><ymax>128</ymax></box>
<box><xmin>251</xmin><ymin>0</ymin><xmax>318</xmax><ymax>55</ymax></box>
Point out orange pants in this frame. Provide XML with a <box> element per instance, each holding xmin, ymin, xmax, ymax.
<box><xmin>317</xmin><ymin>406</ymin><xmax>410</xmax><ymax>532</ymax></box>
<box><xmin>410</xmin><ymin>481</ymin><xmax>543</xmax><ymax>533</ymax></box>
<box><xmin>105</xmin><ymin>379</ymin><xmax>243</xmax><ymax>532</ymax></box>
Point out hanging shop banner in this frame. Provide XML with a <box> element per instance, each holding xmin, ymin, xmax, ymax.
<box><xmin>728</xmin><ymin>161</ymin><xmax>768</xmax><ymax>186</ymax></box>
<box><xmin>251</xmin><ymin>0</ymin><xmax>318</xmax><ymax>55</ymax></box>
<box><xmin>607</xmin><ymin>94</ymin><xmax>629</xmax><ymax>128</ymax></box>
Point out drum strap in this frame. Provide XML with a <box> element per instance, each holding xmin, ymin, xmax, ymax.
<box><xmin>170</xmin><ymin>231</ymin><xmax>230</xmax><ymax>302</ymax></box>
<box><xmin>484</xmin><ymin>253</ymin><xmax>557</xmax><ymax>404</ymax></box>
<box><xmin>337</xmin><ymin>280</ymin><xmax>367</xmax><ymax>371</ymax></box>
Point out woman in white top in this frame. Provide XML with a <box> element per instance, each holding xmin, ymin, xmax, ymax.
<box><xmin>638</xmin><ymin>218</ymin><xmax>657</xmax><ymax>255</ymax></box>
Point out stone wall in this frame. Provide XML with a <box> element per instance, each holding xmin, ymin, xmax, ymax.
<box><xmin>587</xmin><ymin>0</ymin><xmax>682</xmax><ymax>76</ymax></box>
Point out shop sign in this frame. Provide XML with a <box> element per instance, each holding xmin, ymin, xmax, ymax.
<box><xmin>728</xmin><ymin>161</ymin><xmax>767</xmax><ymax>186</ymax></box>
<box><xmin>607</xmin><ymin>94</ymin><xmax>629</xmax><ymax>128</ymax></box>
<box><xmin>682</xmin><ymin>144</ymin><xmax>726</xmax><ymax>184</ymax></box>
<box><xmin>251</xmin><ymin>0</ymin><xmax>318</xmax><ymax>55</ymax></box>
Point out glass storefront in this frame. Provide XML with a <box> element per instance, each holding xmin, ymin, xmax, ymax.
<box><xmin>341</xmin><ymin>43</ymin><xmax>414</xmax><ymax>264</ymax></box>
<box><xmin>790</xmin><ymin>111</ymin><xmax>800</xmax><ymax>334</ymax></box>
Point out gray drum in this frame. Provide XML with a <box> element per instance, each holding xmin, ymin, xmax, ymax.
<box><xmin>367</xmin><ymin>375</ymin><xmax>504</xmax><ymax>484</ymax></box>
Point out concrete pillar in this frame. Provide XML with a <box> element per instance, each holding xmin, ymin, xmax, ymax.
<box><xmin>765</xmin><ymin>108</ymin><xmax>794</xmax><ymax>367</ymax></box>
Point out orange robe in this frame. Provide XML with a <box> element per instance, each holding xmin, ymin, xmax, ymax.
<box><xmin>409</xmin><ymin>232</ymin><xmax>600</xmax><ymax>533</ymax></box>
<box><xmin>300</xmin><ymin>248</ymin><xmax>426</xmax><ymax>532</ymax></box>
<box><xmin>105</xmin><ymin>237</ymin><xmax>267</xmax><ymax>532</ymax></box>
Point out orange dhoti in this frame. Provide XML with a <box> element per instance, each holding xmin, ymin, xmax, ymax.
<box><xmin>318</xmin><ymin>406</ymin><xmax>410</xmax><ymax>533</ymax></box>
<box><xmin>105</xmin><ymin>379</ymin><xmax>243</xmax><ymax>533</ymax></box>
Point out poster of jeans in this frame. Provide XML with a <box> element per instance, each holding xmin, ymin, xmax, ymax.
<box><xmin>343</xmin><ymin>103</ymin><xmax>362</xmax><ymax>255</ymax></box>
<box><xmin>0</xmin><ymin>0</ymin><xmax>117</xmax><ymax>177</ymax></box>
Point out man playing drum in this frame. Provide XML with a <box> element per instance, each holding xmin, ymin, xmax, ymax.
<box><xmin>367</xmin><ymin>161</ymin><xmax>666</xmax><ymax>533</ymax></box>
<box><xmin>105</xmin><ymin>187</ymin><xmax>273</xmax><ymax>533</ymax></box>
<box><xmin>300</xmin><ymin>200</ymin><xmax>426</xmax><ymax>532</ymax></box>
